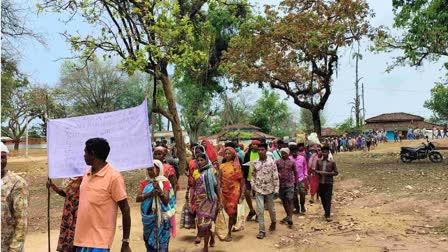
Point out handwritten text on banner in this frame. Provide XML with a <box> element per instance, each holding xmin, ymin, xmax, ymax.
<box><xmin>47</xmin><ymin>99</ymin><xmax>153</xmax><ymax>178</ymax></box>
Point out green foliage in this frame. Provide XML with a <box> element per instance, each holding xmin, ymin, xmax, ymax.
<box><xmin>224</xmin><ymin>0</ymin><xmax>373</xmax><ymax>134</ymax></box>
<box><xmin>28</xmin><ymin>125</ymin><xmax>44</xmax><ymax>138</ymax></box>
<box><xmin>27</xmin><ymin>86</ymin><xmax>67</xmax><ymax>136</ymax></box>
<box><xmin>249</xmin><ymin>89</ymin><xmax>291</xmax><ymax>136</ymax></box>
<box><xmin>336</xmin><ymin>117</ymin><xmax>354</xmax><ymax>135</ymax></box>
<box><xmin>181</xmin><ymin>0</ymin><xmax>249</xmax><ymax>90</ymax></box>
<box><xmin>40</xmin><ymin>0</ymin><xmax>215</xmax><ymax>172</ymax></box>
<box><xmin>250</xmin><ymin>115</ymin><xmax>270</xmax><ymax>134</ymax></box>
<box><xmin>1</xmin><ymin>57</ymin><xmax>29</xmax><ymax>115</ymax></box>
<box><xmin>1</xmin><ymin>57</ymin><xmax>36</xmax><ymax>149</ymax></box>
<box><xmin>424</xmin><ymin>82</ymin><xmax>448</xmax><ymax>122</ymax></box>
<box><xmin>40</xmin><ymin>0</ymin><xmax>208</xmax><ymax>76</ymax></box>
<box><xmin>216</xmin><ymin>93</ymin><xmax>251</xmax><ymax>127</ymax></box>
<box><xmin>114</xmin><ymin>74</ymin><xmax>152</xmax><ymax>110</ymax></box>
<box><xmin>173</xmin><ymin>1</ymin><xmax>250</xmax><ymax>143</ymax></box>
<box><xmin>373</xmin><ymin>0</ymin><xmax>448</xmax><ymax>72</ymax></box>
<box><xmin>58</xmin><ymin>59</ymin><xmax>151</xmax><ymax>116</ymax></box>
<box><xmin>175</xmin><ymin>73</ymin><xmax>215</xmax><ymax>143</ymax></box>
<box><xmin>299</xmin><ymin>108</ymin><xmax>326</xmax><ymax>134</ymax></box>
<box><xmin>335</xmin><ymin>116</ymin><xmax>364</xmax><ymax>135</ymax></box>
<box><xmin>223</xmin><ymin>131</ymin><xmax>253</xmax><ymax>139</ymax></box>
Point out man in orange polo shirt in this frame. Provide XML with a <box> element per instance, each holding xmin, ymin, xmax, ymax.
<box><xmin>74</xmin><ymin>138</ymin><xmax>132</xmax><ymax>252</ymax></box>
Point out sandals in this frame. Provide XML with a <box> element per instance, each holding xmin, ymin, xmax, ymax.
<box><xmin>256</xmin><ymin>232</ymin><xmax>266</xmax><ymax>239</ymax></box>
<box><xmin>246</xmin><ymin>210</ymin><xmax>257</xmax><ymax>221</ymax></box>
<box><xmin>224</xmin><ymin>235</ymin><xmax>233</xmax><ymax>242</ymax></box>
<box><xmin>269</xmin><ymin>222</ymin><xmax>276</xmax><ymax>231</ymax></box>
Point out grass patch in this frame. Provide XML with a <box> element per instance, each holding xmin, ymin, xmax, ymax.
<box><xmin>336</xmin><ymin>152</ymin><xmax>448</xmax><ymax>200</ymax></box>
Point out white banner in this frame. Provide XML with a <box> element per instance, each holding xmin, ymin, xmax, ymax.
<box><xmin>47</xmin><ymin>99</ymin><xmax>153</xmax><ymax>178</ymax></box>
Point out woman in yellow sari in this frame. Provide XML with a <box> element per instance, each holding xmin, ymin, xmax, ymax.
<box><xmin>219</xmin><ymin>147</ymin><xmax>244</xmax><ymax>242</ymax></box>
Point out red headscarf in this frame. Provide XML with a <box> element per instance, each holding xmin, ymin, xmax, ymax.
<box><xmin>224</xmin><ymin>147</ymin><xmax>241</xmax><ymax>169</ymax></box>
<box><xmin>201</xmin><ymin>139</ymin><xmax>218</xmax><ymax>163</ymax></box>
<box><xmin>251</xmin><ymin>139</ymin><xmax>261</xmax><ymax>145</ymax></box>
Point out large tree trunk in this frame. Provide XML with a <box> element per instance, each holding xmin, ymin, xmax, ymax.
<box><xmin>14</xmin><ymin>140</ymin><xmax>20</xmax><ymax>150</ymax></box>
<box><xmin>151</xmin><ymin>113</ymin><xmax>156</xmax><ymax>142</ymax></box>
<box><xmin>159</xmin><ymin>72</ymin><xmax>187</xmax><ymax>175</ymax></box>
<box><xmin>312</xmin><ymin>109</ymin><xmax>322</xmax><ymax>138</ymax></box>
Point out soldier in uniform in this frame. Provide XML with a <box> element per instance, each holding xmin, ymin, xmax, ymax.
<box><xmin>1</xmin><ymin>142</ymin><xmax>29</xmax><ymax>252</ymax></box>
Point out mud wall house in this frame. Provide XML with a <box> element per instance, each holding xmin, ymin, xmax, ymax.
<box><xmin>321</xmin><ymin>128</ymin><xmax>339</xmax><ymax>138</ymax></box>
<box><xmin>364</xmin><ymin>113</ymin><xmax>441</xmax><ymax>140</ymax></box>
<box><xmin>199</xmin><ymin>123</ymin><xmax>277</xmax><ymax>147</ymax></box>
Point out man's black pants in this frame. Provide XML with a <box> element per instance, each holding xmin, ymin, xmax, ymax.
<box><xmin>318</xmin><ymin>183</ymin><xmax>333</xmax><ymax>218</ymax></box>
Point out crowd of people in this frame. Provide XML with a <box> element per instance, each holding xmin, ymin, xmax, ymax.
<box><xmin>1</xmin><ymin>138</ymin><xmax>339</xmax><ymax>252</ymax></box>
<box><xmin>316</xmin><ymin>131</ymin><xmax>386</xmax><ymax>153</ymax></box>
<box><xmin>182</xmin><ymin>139</ymin><xmax>338</xmax><ymax>250</ymax></box>
<box><xmin>3</xmin><ymin>123</ymin><xmax>447</xmax><ymax>252</ymax></box>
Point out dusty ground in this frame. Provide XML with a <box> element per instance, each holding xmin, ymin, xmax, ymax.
<box><xmin>6</xmin><ymin>139</ymin><xmax>448</xmax><ymax>251</ymax></box>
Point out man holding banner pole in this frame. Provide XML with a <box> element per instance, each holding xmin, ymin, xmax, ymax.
<box><xmin>47</xmin><ymin>99</ymin><xmax>153</xmax><ymax>251</ymax></box>
<box><xmin>73</xmin><ymin>138</ymin><xmax>131</xmax><ymax>252</ymax></box>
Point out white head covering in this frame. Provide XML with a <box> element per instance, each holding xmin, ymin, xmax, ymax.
<box><xmin>152</xmin><ymin>159</ymin><xmax>170</xmax><ymax>226</ymax></box>
<box><xmin>0</xmin><ymin>142</ymin><xmax>9</xmax><ymax>153</ymax></box>
<box><xmin>153</xmin><ymin>160</ymin><xmax>169</xmax><ymax>187</ymax></box>
<box><xmin>280</xmin><ymin>148</ymin><xmax>290</xmax><ymax>155</ymax></box>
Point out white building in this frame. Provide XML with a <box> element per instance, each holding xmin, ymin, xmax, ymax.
<box><xmin>152</xmin><ymin>130</ymin><xmax>190</xmax><ymax>145</ymax></box>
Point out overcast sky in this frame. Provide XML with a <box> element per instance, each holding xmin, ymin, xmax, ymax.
<box><xmin>16</xmin><ymin>0</ymin><xmax>446</xmax><ymax>127</ymax></box>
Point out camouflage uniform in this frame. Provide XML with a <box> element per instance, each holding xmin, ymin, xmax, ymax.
<box><xmin>1</xmin><ymin>171</ymin><xmax>29</xmax><ymax>252</ymax></box>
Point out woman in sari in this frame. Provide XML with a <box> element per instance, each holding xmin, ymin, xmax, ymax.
<box><xmin>136</xmin><ymin>160</ymin><xmax>176</xmax><ymax>252</ymax></box>
<box><xmin>308</xmin><ymin>145</ymin><xmax>322</xmax><ymax>203</ymax></box>
<box><xmin>153</xmin><ymin>146</ymin><xmax>179</xmax><ymax>196</ymax></box>
<box><xmin>186</xmin><ymin>145</ymin><xmax>206</xmax><ymax>244</ymax></box>
<box><xmin>190</xmin><ymin>153</ymin><xmax>221</xmax><ymax>252</ymax></box>
<box><xmin>47</xmin><ymin>177</ymin><xmax>82</xmax><ymax>252</ymax></box>
<box><xmin>201</xmin><ymin>139</ymin><xmax>219</xmax><ymax>170</ymax></box>
<box><xmin>219</xmin><ymin>147</ymin><xmax>244</xmax><ymax>241</ymax></box>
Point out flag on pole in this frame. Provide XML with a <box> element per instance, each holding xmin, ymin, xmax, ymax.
<box><xmin>47</xmin><ymin>99</ymin><xmax>153</xmax><ymax>178</ymax></box>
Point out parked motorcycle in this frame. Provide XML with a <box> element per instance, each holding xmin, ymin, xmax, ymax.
<box><xmin>400</xmin><ymin>137</ymin><xmax>443</xmax><ymax>163</ymax></box>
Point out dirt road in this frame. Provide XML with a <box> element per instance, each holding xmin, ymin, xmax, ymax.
<box><xmin>25</xmin><ymin>181</ymin><xmax>448</xmax><ymax>252</ymax></box>
<box><xmin>12</xmin><ymin>140</ymin><xmax>448</xmax><ymax>251</ymax></box>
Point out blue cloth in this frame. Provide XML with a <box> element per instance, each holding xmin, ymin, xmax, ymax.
<box><xmin>141</xmin><ymin>182</ymin><xmax>173</xmax><ymax>252</ymax></box>
<box><xmin>76</xmin><ymin>247</ymin><xmax>109</xmax><ymax>252</ymax></box>
<box><xmin>236</xmin><ymin>147</ymin><xmax>245</xmax><ymax>161</ymax></box>
<box><xmin>198</xmin><ymin>161</ymin><xmax>217</xmax><ymax>201</ymax></box>
<box><xmin>272</xmin><ymin>149</ymin><xmax>281</xmax><ymax>160</ymax></box>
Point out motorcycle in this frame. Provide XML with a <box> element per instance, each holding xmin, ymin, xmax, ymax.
<box><xmin>400</xmin><ymin>137</ymin><xmax>443</xmax><ymax>163</ymax></box>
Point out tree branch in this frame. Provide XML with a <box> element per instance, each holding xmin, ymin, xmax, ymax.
<box><xmin>152</xmin><ymin>106</ymin><xmax>173</xmax><ymax>123</ymax></box>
